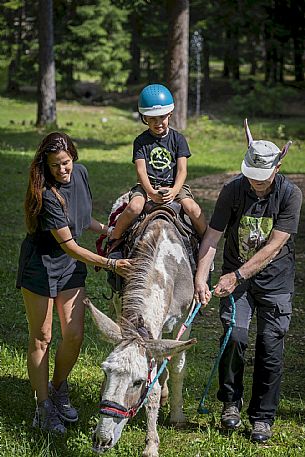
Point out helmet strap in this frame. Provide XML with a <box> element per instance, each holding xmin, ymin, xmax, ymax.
<box><xmin>140</xmin><ymin>114</ymin><xmax>149</xmax><ymax>125</ymax></box>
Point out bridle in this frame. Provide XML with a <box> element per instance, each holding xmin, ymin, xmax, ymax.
<box><xmin>99</xmin><ymin>359</ymin><xmax>154</xmax><ymax>419</ymax></box>
<box><xmin>98</xmin><ymin>300</ymin><xmax>204</xmax><ymax>420</ymax></box>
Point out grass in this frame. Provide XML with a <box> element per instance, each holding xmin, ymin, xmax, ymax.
<box><xmin>0</xmin><ymin>94</ymin><xmax>304</xmax><ymax>456</ymax></box>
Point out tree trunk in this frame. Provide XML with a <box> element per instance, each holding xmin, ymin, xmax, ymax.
<box><xmin>36</xmin><ymin>0</ymin><xmax>56</xmax><ymax>127</ymax></box>
<box><xmin>249</xmin><ymin>37</ymin><xmax>257</xmax><ymax>76</ymax></box>
<box><xmin>223</xmin><ymin>29</ymin><xmax>231</xmax><ymax>78</ymax></box>
<box><xmin>232</xmin><ymin>31</ymin><xmax>240</xmax><ymax>80</ymax></box>
<box><xmin>294</xmin><ymin>36</ymin><xmax>304</xmax><ymax>82</ymax></box>
<box><xmin>203</xmin><ymin>37</ymin><xmax>210</xmax><ymax>103</ymax></box>
<box><xmin>166</xmin><ymin>0</ymin><xmax>189</xmax><ymax>130</ymax></box>
<box><xmin>6</xmin><ymin>6</ymin><xmax>23</xmax><ymax>93</ymax></box>
<box><xmin>127</xmin><ymin>13</ymin><xmax>141</xmax><ymax>85</ymax></box>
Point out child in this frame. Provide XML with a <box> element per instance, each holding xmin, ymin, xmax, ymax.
<box><xmin>109</xmin><ymin>84</ymin><xmax>206</xmax><ymax>242</ymax></box>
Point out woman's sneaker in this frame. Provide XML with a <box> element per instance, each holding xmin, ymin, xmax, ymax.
<box><xmin>32</xmin><ymin>398</ymin><xmax>66</xmax><ymax>433</ymax></box>
<box><xmin>49</xmin><ymin>380</ymin><xmax>78</xmax><ymax>423</ymax></box>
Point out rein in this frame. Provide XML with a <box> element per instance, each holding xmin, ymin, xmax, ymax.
<box><xmin>142</xmin><ymin>300</ymin><xmax>203</xmax><ymax>403</ymax></box>
<box><xmin>197</xmin><ymin>293</ymin><xmax>236</xmax><ymax>414</ymax></box>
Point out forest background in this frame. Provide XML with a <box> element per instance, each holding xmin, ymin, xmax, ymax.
<box><xmin>0</xmin><ymin>1</ymin><xmax>305</xmax><ymax>456</ymax></box>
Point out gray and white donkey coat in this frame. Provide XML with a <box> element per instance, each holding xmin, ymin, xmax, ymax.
<box><xmin>87</xmin><ymin>216</ymin><xmax>196</xmax><ymax>457</ymax></box>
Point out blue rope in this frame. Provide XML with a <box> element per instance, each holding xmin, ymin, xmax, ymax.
<box><xmin>197</xmin><ymin>293</ymin><xmax>236</xmax><ymax>414</ymax></box>
<box><xmin>143</xmin><ymin>300</ymin><xmax>203</xmax><ymax>404</ymax></box>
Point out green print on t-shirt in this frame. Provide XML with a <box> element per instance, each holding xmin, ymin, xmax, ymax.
<box><xmin>148</xmin><ymin>147</ymin><xmax>172</xmax><ymax>170</ymax></box>
<box><xmin>238</xmin><ymin>215</ymin><xmax>273</xmax><ymax>261</ymax></box>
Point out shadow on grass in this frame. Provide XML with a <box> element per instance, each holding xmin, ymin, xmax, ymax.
<box><xmin>0</xmin><ymin>128</ymin><xmax>131</xmax><ymax>153</ymax></box>
<box><xmin>0</xmin><ymin>375</ymin><xmax>100</xmax><ymax>457</ymax></box>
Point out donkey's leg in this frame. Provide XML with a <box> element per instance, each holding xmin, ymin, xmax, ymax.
<box><xmin>168</xmin><ymin>327</ymin><xmax>191</xmax><ymax>425</ymax></box>
<box><xmin>143</xmin><ymin>381</ymin><xmax>161</xmax><ymax>457</ymax></box>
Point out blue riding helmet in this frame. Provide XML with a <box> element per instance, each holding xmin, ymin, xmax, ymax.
<box><xmin>138</xmin><ymin>84</ymin><xmax>174</xmax><ymax>116</ymax></box>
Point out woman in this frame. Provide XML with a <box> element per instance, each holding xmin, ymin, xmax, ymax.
<box><xmin>17</xmin><ymin>132</ymin><xmax>131</xmax><ymax>433</ymax></box>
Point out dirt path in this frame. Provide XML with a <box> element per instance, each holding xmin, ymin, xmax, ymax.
<box><xmin>189</xmin><ymin>173</ymin><xmax>305</xmax><ymax>201</ymax></box>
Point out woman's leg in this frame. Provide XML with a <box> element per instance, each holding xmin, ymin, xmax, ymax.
<box><xmin>52</xmin><ymin>287</ymin><xmax>86</xmax><ymax>388</ymax></box>
<box><xmin>22</xmin><ymin>288</ymin><xmax>53</xmax><ymax>403</ymax></box>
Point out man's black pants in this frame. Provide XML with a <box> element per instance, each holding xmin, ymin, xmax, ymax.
<box><xmin>217</xmin><ymin>286</ymin><xmax>292</xmax><ymax>425</ymax></box>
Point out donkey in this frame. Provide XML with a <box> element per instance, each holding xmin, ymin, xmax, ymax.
<box><xmin>87</xmin><ymin>216</ymin><xmax>197</xmax><ymax>457</ymax></box>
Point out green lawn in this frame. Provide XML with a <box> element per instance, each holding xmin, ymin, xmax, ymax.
<box><xmin>0</xmin><ymin>95</ymin><xmax>304</xmax><ymax>456</ymax></box>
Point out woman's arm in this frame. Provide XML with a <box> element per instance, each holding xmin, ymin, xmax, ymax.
<box><xmin>51</xmin><ymin>226</ymin><xmax>131</xmax><ymax>276</ymax></box>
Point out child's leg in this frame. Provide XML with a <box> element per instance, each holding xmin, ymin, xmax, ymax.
<box><xmin>111</xmin><ymin>195</ymin><xmax>145</xmax><ymax>239</ymax></box>
<box><xmin>180</xmin><ymin>197</ymin><xmax>207</xmax><ymax>238</ymax></box>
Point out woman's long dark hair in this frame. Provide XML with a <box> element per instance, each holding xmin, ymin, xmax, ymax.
<box><xmin>25</xmin><ymin>132</ymin><xmax>78</xmax><ymax>233</ymax></box>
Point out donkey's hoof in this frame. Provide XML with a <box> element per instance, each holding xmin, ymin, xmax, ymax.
<box><xmin>143</xmin><ymin>445</ymin><xmax>159</xmax><ymax>457</ymax></box>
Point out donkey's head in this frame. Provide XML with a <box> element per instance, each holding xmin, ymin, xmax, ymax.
<box><xmin>85</xmin><ymin>298</ymin><xmax>196</xmax><ymax>453</ymax></box>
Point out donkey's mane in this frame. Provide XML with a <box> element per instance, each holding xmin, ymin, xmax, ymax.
<box><xmin>122</xmin><ymin>220</ymin><xmax>163</xmax><ymax>326</ymax></box>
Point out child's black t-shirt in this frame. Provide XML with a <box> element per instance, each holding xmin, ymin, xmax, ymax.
<box><xmin>133</xmin><ymin>128</ymin><xmax>191</xmax><ymax>187</ymax></box>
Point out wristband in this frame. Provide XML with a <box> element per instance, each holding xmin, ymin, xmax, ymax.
<box><xmin>234</xmin><ymin>269</ymin><xmax>246</xmax><ymax>284</ymax></box>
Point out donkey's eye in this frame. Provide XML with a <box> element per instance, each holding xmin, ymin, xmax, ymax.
<box><xmin>133</xmin><ymin>379</ymin><xmax>144</xmax><ymax>388</ymax></box>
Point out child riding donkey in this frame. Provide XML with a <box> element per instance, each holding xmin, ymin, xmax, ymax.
<box><xmin>105</xmin><ymin>84</ymin><xmax>207</xmax><ymax>258</ymax></box>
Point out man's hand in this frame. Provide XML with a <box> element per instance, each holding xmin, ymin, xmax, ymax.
<box><xmin>194</xmin><ymin>281</ymin><xmax>212</xmax><ymax>306</ymax></box>
<box><xmin>213</xmin><ymin>272</ymin><xmax>237</xmax><ymax>297</ymax></box>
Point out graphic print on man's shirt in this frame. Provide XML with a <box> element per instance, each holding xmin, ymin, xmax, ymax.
<box><xmin>238</xmin><ymin>215</ymin><xmax>273</xmax><ymax>261</ymax></box>
<box><xmin>148</xmin><ymin>146</ymin><xmax>172</xmax><ymax>171</ymax></box>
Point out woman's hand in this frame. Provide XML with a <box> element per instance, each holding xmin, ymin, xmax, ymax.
<box><xmin>115</xmin><ymin>258</ymin><xmax>134</xmax><ymax>278</ymax></box>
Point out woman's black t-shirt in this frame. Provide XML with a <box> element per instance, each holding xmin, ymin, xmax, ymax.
<box><xmin>17</xmin><ymin>163</ymin><xmax>92</xmax><ymax>297</ymax></box>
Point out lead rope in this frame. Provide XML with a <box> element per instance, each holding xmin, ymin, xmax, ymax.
<box><xmin>142</xmin><ymin>300</ymin><xmax>203</xmax><ymax>406</ymax></box>
<box><xmin>197</xmin><ymin>293</ymin><xmax>236</xmax><ymax>414</ymax></box>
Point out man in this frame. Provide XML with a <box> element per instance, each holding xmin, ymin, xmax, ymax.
<box><xmin>194</xmin><ymin>119</ymin><xmax>302</xmax><ymax>443</ymax></box>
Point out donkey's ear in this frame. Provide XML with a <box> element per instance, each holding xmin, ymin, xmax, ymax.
<box><xmin>244</xmin><ymin>118</ymin><xmax>253</xmax><ymax>146</ymax></box>
<box><xmin>145</xmin><ymin>338</ymin><xmax>197</xmax><ymax>359</ymax></box>
<box><xmin>280</xmin><ymin>140</ymin><xmax>292</xmax><ymax>160</ymax></box>
<box><xmin>84</xmin><ymin>298</ymin><xmax>122</xmax><ymax>344</ymax></box>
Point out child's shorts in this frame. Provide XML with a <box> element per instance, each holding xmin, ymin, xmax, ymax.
<box><xmin>129</xmin><ymin>183</ymin><xmax>194</xmax><ymax>202</ymax></box>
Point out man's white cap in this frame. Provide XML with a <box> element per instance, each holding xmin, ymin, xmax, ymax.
<box><xmin>241</xmin><ymin>119</ymin><xmax>292</xmax><ymax>181</ymax></box>
<box><xmin>241</xmin><ymin>140</ymin><xmax>282</xmax><ymax>180</ymax></box>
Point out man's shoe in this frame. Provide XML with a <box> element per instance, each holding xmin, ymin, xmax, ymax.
<box><xmin>33</xmin><ymin>398</ymin><xmax>66</xmax><ymax>433</ymax></box>
<box><xmin>49</xmin><ymin>380</ymin><xmax>78</xmax><ymax>423</ymax></box>
<box><xmin>251</xmin><ymin>421</ymin><xmax>272</xmax><ymax>443</ymax></box>
<box><xmin>221</xmin><ymin>401</ymin><xmax>242</xmax><ymax>429</ymax></box>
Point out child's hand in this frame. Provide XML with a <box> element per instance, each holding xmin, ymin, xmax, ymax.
<box><xmin>149</xmin><ymin>189</ymin><xmax>164</xmax><ymax>203</ymax></box>
<box><xmin>159</xmin><ymin>187</ymin><xmax>176</xmax><ymax>203</ymax></box>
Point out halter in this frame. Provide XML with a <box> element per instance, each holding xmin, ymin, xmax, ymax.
<box><xmin>98</xmin><ymin>300</ymin><xmax>204</xmax><ymax>420</ymax></box>
<box><xmin>99</xmin><ymin>359</ymin><xmax>154</xmax><ymax>419</ymax></box>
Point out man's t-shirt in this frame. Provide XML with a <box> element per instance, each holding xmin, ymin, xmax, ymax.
<box><xmin>132</xmin><ymin>127</ymin><xmax>191</xmax><ymax>187</ymax></box>
<box><xmin>209</xmin><ymin>173</ymin><xmax>302</xmax><ymax>293</ymax></box>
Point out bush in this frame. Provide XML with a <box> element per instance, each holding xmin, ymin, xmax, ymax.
<box><xmin>229</xmin><ymin>82</ymin><xmax>297</xmax><ymax>117</ymax></box>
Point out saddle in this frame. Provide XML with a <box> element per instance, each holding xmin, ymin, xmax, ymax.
<box><xmin>97</xmin><ymin>201</ymin><xmax>200</xmax><ymax>295</ymax></box>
